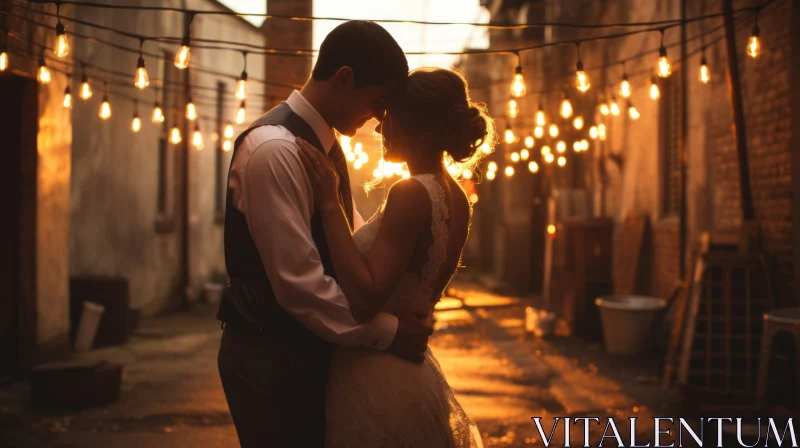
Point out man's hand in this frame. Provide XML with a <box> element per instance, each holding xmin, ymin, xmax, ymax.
<box><xmin>387</xmin><ymin>308</ymin><xmax>433</xmax><ymax>364</ymax></box>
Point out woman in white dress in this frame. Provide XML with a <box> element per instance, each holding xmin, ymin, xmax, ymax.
<box><xmin>296</xmin><ymin>67</ymin><xmax>495</xmax><ymax>448</ymax></box>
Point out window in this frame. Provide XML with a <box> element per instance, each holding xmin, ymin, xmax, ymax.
<box><xmin>659</xmin><ymin>75</ymin><xmax>681</xmax><ymax>217</ymax></box>
<box><xmin>156</xmin><ymin>51</ymin><xmax>177</xmax><ymax>232</ymax></box>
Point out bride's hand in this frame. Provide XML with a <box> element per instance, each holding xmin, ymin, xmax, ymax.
<box><xmin>295</xmin><ymin>137</ymin><xmax>340</xmax><ymax>213</ymax></box>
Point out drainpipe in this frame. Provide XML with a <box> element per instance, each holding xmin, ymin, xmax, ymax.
<box><xmin>179</xmin><ymin>1</ymin><xmax>190</xmax><ymax>309</ymax></box>
<box><xmin>679</xmin><ymin>0</ymin><xmax>688</xmax><ymax>278</ymax></box>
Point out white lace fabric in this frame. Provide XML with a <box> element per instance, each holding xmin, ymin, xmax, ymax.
<box><xmin>325</xmin><ymin>174</ymin><xmax>483</xmax><ymax>448</ymax></box>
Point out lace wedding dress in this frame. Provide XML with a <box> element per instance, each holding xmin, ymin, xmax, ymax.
<box><xmin>325</xmin><ymin>174</ymin><xmax>483</xmax><ymax>448</ymax></box>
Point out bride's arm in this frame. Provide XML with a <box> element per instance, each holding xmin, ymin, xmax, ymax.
<box><xmin>296</xmin><ymin>138</ymin><xmax>429</xmax><ymax>322</ymax></box>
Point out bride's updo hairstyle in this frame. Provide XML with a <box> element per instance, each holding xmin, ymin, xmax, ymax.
<box><xmin>388</xmin><ymin>68</ymin><xmax>495</xmax><ymax>166</ymax></box>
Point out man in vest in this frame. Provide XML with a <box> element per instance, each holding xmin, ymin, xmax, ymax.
<box><xmin>217</xmin><ymin>21</ymin><xmax>432</xmax><ymax>446</ymax></box>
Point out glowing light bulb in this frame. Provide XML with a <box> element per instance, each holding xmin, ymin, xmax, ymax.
<box><xmin>504</xmin><ymin>127</ymin><xmax>514</xmax><ymax>144</ymax></box>
<box><xmin>63</xmin><ymin>86</ymin><xmax>72</xmax><ymax>108</ymax></box>
<box><xmin>520</xmin><ymin>149</ymin><xmax>530</xmax><ymax>160</ymax></box>
<box><xmin>135</xmin><ymin>57</ymin><xmax>149</xmax><ymax>89</ymax></box>
<box><xmin>573</xmin><ymin>141</ymin><xmax>581</xmax><ymax>152</ymax></box>
<box><xmin>557</xmin><ymin>156</ymin><xmax>567</xmax><ymax>167</ymax></box>
<box><xmin>657</xmin><ymin>46</ymin><xmax>671</xmax><ymax>78</ymax></box>
<box><xmin>589</xmin><ymin>126</ymin><xmax>599</xmax><ymax>139</ymax></box>
<box><xmin>747</xmin><ymin>25</ymin><xmax>760</xmax><ymax>58</ymax></box>
<box><xmin>372</xmin><ymin>168</ymin><xmax>383</xmax><ymax>179</ymax></box>
<box><xmin>575</xmin><ymin>62</ymin><xmax>590</xmax><ymax>93</ymax></box>
<box><xmin>620</xmin><ymin>76</ymin><xmax>631</xmax><ymax>98</ymax></box>
<box><xmin>573</xmin><ymin>116</ymin><xmax>584</xmax><ymax>130</ymax></box>
<box><xmin>99</xmin><ymin>95</ymin><xmax>111</xmax><ymax>120</ymax></box>
<box><xmin>504</xmin><ymin>166</ymin><xmax>515</xmax><ymax>177</ymax></box>
<box><xmin>486</xmin><ymin>170</ymin><xmax>496</xmax><ymax>180</ymax></box>
<box><xmin>535</xmin><ymin>107</ymin><xmax>546</xmax><ymax>127</ymax></box>
<box><xmin>132</xmin><ymin>115</ymin><xmax>141</xmax><ymax>133</ymax></box>
<box><xmin>598</xmin><ymin>123</ymin><xmax>607</xmax><ymax>141</ymax></box>
<box><xmin>224</xmin><ymin>124</ymin><xmax>234</xmax><ymax>139</ymax></box>
<box><xmin>508</xmin><ymin>99</ymin><xmax>518</xmax><ymax>119</ymax></box>
<box><xmin>544</xmin><ymin>153</ymin><xmax>555</xmax><ymax>164</ymax></box>
<box><xmin>541</xmin><ymin>146</ymin><xmax>551</xmax><ymax>156</ymax></box>
<box><xmin>610</xmin><ymin>97</ymin><xmax>621</xmax><ymax>116</ymax></box>
<box><xmin>193</xmin><ymin>126</ymin><xmax>203</xmax><ymax>150</ymax></box>
<box><xmin>54</xmin><ymin>22</ymin><xmax>69</xmax><ymax>57</ymax></box>
<box><xmin>628</xmin><ymin>103</ymin><xmax>640</xmax><ymax>120</ymax></box>
<box><xmin>511</xmin><ymin>152</ymin><xmax>520</xmax><ymax>163</ymax></box>
<box><xmin>549</xmin><ymin>124</ymin><xmax>559</xmax><ymax>138</ymax></box>
<box><xmin>0</xmin><ymin>52</ymin><xmax>7</xmax><ymax>71</ymax></box>
<box><xmin>174</xmin><ymin>36</ymin><xmax>191</xmax><ymax>69</ymax></box>
<box><xmin>152</xmin><ymin>102</ymin><xmax>164</xmax><ymax>123</ymax></box>
<box><xmin>346</xmin><ymin>153</ymin><xmax>356</xmax><ymax>163</ymax></box>
<box><xmin>37</xmin><ymin>60</ymin><xmax>51</xmax><ymax>85</ymax></box>
<box><xmin>236</xmin><ymin>101</ymin><xmax>246</xmax><ymax>124</ymax></box>
<box><xmin>534</xmin><ymin>126</ymin><xmax>544</xmax><ymax>139</ymax></box>
<box><xmin>236</xmin><ymin>72</ymin><xmax>248</xmax><ymax>100</ymax></box>
<box><xmin>581</xmin><ymin>139</ymin><xmax>589</xmax><ymax>151</ymax></box>
<box><xmin>560</xmin><ymin>97</ymin><xmax>573</xmax><ymax>118</ymax></box>
<box><xmin>600</xmin><ymin>103</ymin><xmax>610</xmax><ymax>116</ymax></box>
<box><xmin>223</xmin><ymin>140</ymin><xmax>232</xmax><ymax>152</ymax></box>
<box><xmin>469</xmin><ymin>193</ymin><xmax>478</xmax><ymax>204</ymax></box>
<box><xmin>480</xmin><ymin>142</ymin><xmax>492</xmax><ymax>154</ymax></box>
<box><xmin>528</xmin><ymin>161</ymin><xmax>539</xmax><ymax>173</ymax></box>
<box><xmin>649</xmin><ymin>76</ymin><xmax>660</xmax><ymax>100</ymax></box>
<box><xmin>80</xmin><ymin>78</ymin><xmax>92</xmax><ymax>100</ymax></box>
<box><xmin>556</xmin><ymin>141</ymin><xmax>566</xmax><ymax>153</ymax></box>
<box><xmin>510</xmin><ymin>66</ymin><xmax>526</xmax><ymax>98</ymax></box>
<box><xmin>170</xmin><ymin>126</ymin><xmax>182</xmax><ymax>144</ymax></box>
<box><xmin>488</xmin><ymin>161</ymin><xmax>498</xmax><ymax>172</ymax></box>
<box><xmin>462</xmin><ymin>169</ymin><xmax>473</xmax><ymax>180</ymax></box>
<box><xmin>524</xmin><ymin>136</ymin><xmax>534</xmax><ymax>149</ymax></box>
<box><xmin>699</xmin><ymin>57</ymin><xmax>711</xmax><ymax>84</ymax></box>
<box><xmin>186</xmin><ymin>98</ymin><xmax>197</xmax><ymax>120</ymax></box>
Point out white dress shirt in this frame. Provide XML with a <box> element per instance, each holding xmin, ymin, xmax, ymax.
<box><xmin>228</xmin><ymin>90</ymin><xmax>397</xmax><ymax>349</ymax></box>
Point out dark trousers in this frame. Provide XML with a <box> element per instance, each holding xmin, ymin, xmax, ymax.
<box><xmin>218</xmin><ymin>325</ymin><xmax>332</xmax><ymax>447</ymax></box>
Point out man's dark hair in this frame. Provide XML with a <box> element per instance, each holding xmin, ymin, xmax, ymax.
<box><xmin>312</xmin><ymin>21</ymin><xmax>408</xmax><ymax>88</ymax></box>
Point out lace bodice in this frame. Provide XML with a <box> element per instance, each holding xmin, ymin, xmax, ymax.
<box><xmin>352</xmin><ymin>174</ymin><xmax>449</xmax><ymax>314</ymax></box>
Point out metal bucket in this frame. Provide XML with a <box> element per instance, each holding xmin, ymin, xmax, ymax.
<box><xmin>595</xmin><ymin>295</ymin><xmax>666</xmax><ymax>356</ymax></box>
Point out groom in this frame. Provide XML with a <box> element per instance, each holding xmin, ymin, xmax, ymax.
<box><xmin>217</xmin><ymin>21</ymin><xmax>432</xmax><ymax>447</ymax></box>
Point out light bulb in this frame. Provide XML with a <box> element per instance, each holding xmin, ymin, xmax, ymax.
<box><xmin>486</xmin><ymin>170</ymin><xmax>496</xmax><ymax>180</ymax></box>
<box><xmin>0</xmin><ymin>52</ymin><xmax>7</xmax><ymax>71</ymax></box>
<box><xmin>628</xmin><ymin>103</ymin><xmax>640</xmax><ymax>120</ymax></box>
<box><xmin>620</xmin><ymin>76</ymin><xmax>631</xmax><ymax>98</ymax></box>
<box><xmin>524</xmin><ymin>136</ymin><xmax>534</xmax><ymax>149</ymax></box>
<box><xmin>649</xmin><ymin>76</ymin><xmax>661</xmax><ymax>100</ymax></box>
<box><xmin>657</xmin><ymin>46</ymin><xmax>671</xmax><ymax>78</ymax></box>
<box><xmin>557</xmin><ymin>156</ymin><xmax>567</xmax><ymax>167</ymax></box>
<box><xmin>193</xmin><ymin>127</ymin><xmax>203</xmax><ymax>150</ymax></box>
<box><xmin>589</xmin><ymin>126</ymin><xmax>599</xmax><ymax>139</ymax></box>
<box><xmin>747</xmin><ymin>25</ymin><xmax>760</xmax><ymax>58</ymax></box>
<box><xmin>373</xmin><ymin>168</ymin><xmax>383</xmax><ymax>179</ymax></box>
<box><xmin>462</xmin><ymin>169</ymin><xmax>473</xmax><ymax>180</ymax></box>
<box><xmin>541</xmin><ymin>145</ymin><xmax>551</xmax><ymax>156</ymax></box>
<box><xmin>504</xmin><ymin>166</ymin><xmax>515</xmax><ymax>177</ymax></box>
<box><xmin>511</xmin><ymin>152</ymin><xmax>520</xmax><ymax>163</ymax></box>
<box><xmin>528</xmin><ymin>161</ymin><xmax>539</xmax><ymax>173</ymax></box>
<box><xmin>573</xmin><ymin>116</ymin><xmax>584</xmax><ymax>130</ymax></box>
<box><xmin>573</xmin><ymin>141</ymin><xmax>581</xmax><ymax>152</ymax></box>
<box><xmin>535</xmin><ymin>108</ymin><xmax>546</xmax><ymax>127</ymax></box>
<box><xmin>549</xmin><ymin>124</ymin><xmax>559</xmax><ymax>138</ymax></box>
<box><xmin>480</xmin><ymin>142</ymin><xmax>492</xmax><ymax>154</ymax></box>
<box><xmin>469</xmin><ymin>193</ymin><xmax>478</xmax><ymax>204</ymax></box>
<box><xmin>580</xmin><ymin>139</ymin><xmax>589</xmax><ymax>151</ymax></box>
<box><xmin>575</xmin><ymin>62</ymin><xmax>590</xmax><ymax>93</ymax></box>
<box><xmin>534</xmin><ymin>126</ymin><xmax>544</xmax><ymax>139</ymax></box>
<box><xmin>598</xmin><ymin>123</ymin><xmax>607</xmax><ymax>140</ymax></box>
<box><xmin>560</xmin><ymin>97</ymin><xmax>573</xmax><ymax>118</ymax></box>
<box><xmin>236</xmin><ymin>101</ymin><xmax>246</xmax><ymax>124</ymax></box>
<box><xmin>80</xmin><ymin>78</ymin><xmax>92</xmax><ymax>100</ymax></box>
<box><xmin>487</xmin><ymin>161</ymin><xmax>498</xmax><ymax>172</ymax></box>
<box><xmin>63</xmin><ymin>86</ymin><xmax>72</xmax><ymax>108</ymax></box>
<box><xmin>55</xmin><ymin>22</ymin><xmax>69</xmax><ymax>57</ymax></box>
<box><xmin>520</xmin><ymin>149</ymin><xmax>530</xmax><ymax>160</ymax></box>
<box><xmin>224</xmin><ymin>124</ymin><xmax>234</xmax><ymax>139</ymax></box>
<box><xmin>699</xmin><ymin>57</ymin><xmax>711</xmax><ymax>84</ymax></box>
<box><xmin>99</xmin><ymin>95</ymin><xmax>111</xmax><ymax>120</ymax></box>
<box><xmin>152</xmin><ymin>102</ymin><xmax>164</xmax><ymax>123</ymax></box>
<box><xmin>236</xmin><ymin>72</ymin><xmax>248</xmax><ymax>100</ymax></box>
<box><xmin>510</xmin><ymin>66</ymin><xmax>526</xmax><ymax>98</ymax></box>
<box><xmin>610</xmin><ymin>97</ymin><xmax>621</xmax><ymax>116</ymax></box>
<box><xmin>186</xmin><ymin>99</ymin><xmax>197</xmax><ymax>120</ymax></box>
<box><xmin>174</xmin><ymin>36</ymin><xmax>191</xmax><ymax>69</ymax></box>
<box><xmin>37</xmin><ymin>60</ymin><xmax>51</xmax><ymax>85</ymax></box>
<box><xmin>132</xmin><ymin>115</ymin><xmax>141</xmax><ymax>133</ymax></box>
<box><xmin>600</xmin><ymin>103</ymin><xmax>610</xmax><ymax>116</ymax></box>
<box><xmin>544</xmin><ymin>153</ymin><xmax>555</xmax><ymax>164</ymax></box>
<box><xmin>170</xmin><ymin>126</ymin><xmax>182</xmax><ymax>144</ymax></box>
<box><xmin>504</xmin><ymin>127</ymin><xmax>514</xmax><ymax>144</ymax></box>
<box><xmin>135</xmin><ymin>57</ymin><xmax>149</xmax><ymax>89</ymax></box>
<box><xmin>223</xmin><ymin>140</ymin><xmax>232</xmax><ymax>152</ymax></box>
<box><xmin>556</xmin><ymin>141</ymin><xmax>566</xmax><ymax>153</ymax></box>
<box><xmin>508</xmin><ymin>99</ymin><xmax>518</xmax><ymax>118</ymax></box>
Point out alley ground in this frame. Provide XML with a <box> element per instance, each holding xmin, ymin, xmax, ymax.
<box><xmin>0</xmin><ymin>280</ymin><xmax>683</xmax><ymax>447</ymax></box>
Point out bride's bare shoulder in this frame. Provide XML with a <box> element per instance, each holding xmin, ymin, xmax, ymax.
<box><xmin>382</xmin><ymin>178</ymin><xmax>432</xmax><ymax>223</ymax></box>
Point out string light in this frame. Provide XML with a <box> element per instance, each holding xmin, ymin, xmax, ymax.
<box><xmin>80</xmin><ymin>66</ymin><xmax>92</xmax><ymax>99</ymax></box>
<box><xmin>649</xmin><ymin>76</ymin><xmax>660</xmax><ymax>100</ymax></box>
<box><xmin>536</xmin><ymin>103</ymin><xmax>546</xmax><ymax>127</ymax></box>
<box><xmin>556</xmin><ymin>141</ymin><xmax>566</xmax><ymax>153</ymax></box>
<box><xmin>656</xmin><ymin>30</ymin><xmax>671</xmax><ymax>77</ymax></box>
<box><xmin>152</xmin><ymin>89</ymin><xmax>165</xmax><ymax>123</ymax></box>
<box><xmin>508</xmin><ymin>98</ymin><xmax>518</xmax><ymax>118</ymax></box>
<box><xmin>574</xmin><ymin>43</ymin><xmax>590</xmax><ymax>92</ymax></box>
<box><xmin>0</xmin><ymin>48</ymin><xmax>7</xmax><ymax>72</ymax></box>
<box><xmin>528</xmin><ymin>161</ymin><xmax>539</xmax><ymax>173</ymax></box>
<box><xmin>132</xmin><ymin>101</ymin><xmax>141</xmax><ymax>132</ymax></box>
<box><xmin>589</xmin><ymin>125</ymin><xmax>599</xmax><ymax>139</ymax></box>
<box><xmin>488</xmin><ymin>161</ymin><xmax>498</xmax><ymax>172</ymax></box>
<box><xmin>504</xmin><ymin>166</ymin><xmax>515</xmax><ymax>177</ymax></box>
<box><xmin>524</xmin><ymin>136</ymin><xmax>534</xmax><ymax>149</ymax></box>
<box><xmin>598</xmin><ymin>123</ymin><xmax>607</xmax><ymax>140</ymax></box>
<box><xmin>63</xmin><ymin>84</ymin><xmax>72</xmax><ymax>108</ymax></box>
<box><xmin>511</xmin><ymin>152</ymin><xmax>520</xmax><ymax>162</ymax></box>
<box><xmin>37</xmin><ymin>54</ymin><xmax>51</xmax><ymax>85</ymax></box>
<box><xmin>480</xmin><ymin>142</ymin><xmax>492</xmax><ymax>154</ymax></box>
<box><xmin>559</xmin><ymin>93</ymin><xmax>573</xmax><ymax>118</ymax></box>
<box><xmin>544</xmin><ymin>153</ymin><xmax>555</xmax><ymax>164</ymax></box>
<box><xmin>462</xmin><ymin>169</ymin><xmax>473</xmax><ymax>180</ymax></box>
<box><xmin>469</xmin><ymin>193</ymin><xmax>478</xmax><ymax>205</ymax></box>
<box><xmin>573</xmin><ymin>141</ymin><xmax>581</xmax><ymax>152</ymax></box>
<box><xmin>520</xmin><ymin>148</ymin><xmax>530</xmax><ymax>160</ymax></box>
<box><xmin>236</xmin><ymin>51</ymin><xmax>248</xmax><ymax>100</ymax></box>
<box><xmin>620</xmin><ymin>65</ymin><xmax>631</xmax><ymax>98</ymax></box>
<box><xmin>170</xmin><ymin>123</ymin><xmax>182</xmax><ymax>144</ymax></box>
<box><xmin>573</xmin><ymin>116</ymin><xmax>584</xmax><ymax>130</ymax></box>
<box><xmin>699</xmin><ymin>54</ymin><xmax>710</xmax><ymax>84</ymax></box>
<box><xmin>236</xmin><ymin>100</ymin><xmax>246</xmax><ymax>124</ymax></box>
<box><xmin>224</xmin><ymin>124</ymin><xmax>234</xmax><ymax>139</ymax></box>
<box><xmin>223</xmin><ymin>140</ymin><xmax>232</xmax><ymax>152</ymax></box>
<box><xmin>628</xmin><ymin>101</ymin><xmax>640</xmax><ymax>120</ymax></box>
<box><xmin>534</xmin><ymin>126</ymin><xmax>544</xmax><ymax>139</ymax></box>
<box><xmin>541</xmin><ymin>145</ymin><xmax>551</xmax><ymax>156</ymax></box>
<box><xmin>600</xmin><ymin>101</ymin><xmax>610</xmax><ymax>116</ymax></box>
<box><xmin>134</xmin><ymin>39</ymin><xmax>149</xmax><ymax>89</ymax></box>
<box><xmin>549</xmin><ymin>123</ymin><xmax>559</xmax><ymax>138</ymax></box>
<box><xmin>185</xmin><ymin>96</ymin><xmax>197</xmax><ymax>120</ymax></box>
<box><xmin>193</xmin><ymin>123</ymin><xmax>203</xmax><ymax>150</ymax></box>
<box><xmin>580</xmin><ymin>139</ymin><xmax>589</xmax><ymax>151</ymax></box>
<box><xmin>747</xmin><ymin>15</ymin><xmax>760</xmax><ymax>58</ymax></box>
<box><xmin>486</xmin><ymin>170</ymin><xmax>496</xmax><ymax>180</ymax></box>
<box><xmin>99</xmin><ymin>83</ymin><xmax>111</xmax><ymax>120</ymax></box>
<box><xmin>504</xmin><ymin>125</ymin><xmax>514</xmax><ymax>144</ymax></box>
<box><xmin>510</xmin><ymin>52</ymin><xmax>526</xmax><ymax>98</ymax></box>
<box><xmin>557</xmin><ymin>156</ymin><xmax>567</xmax><ymax>167</ymax></box>
<box><xmin>609</xmin><ymin>95</ymin><xmax>621</xmax><ymax>116</ymax></box>
<box><xmin>54</xmin><ymin>4</ymin><xmax>69</xmax><ymax>58</ymax></box>
<box><xmin>174</xmin><ymin>14</ymin><xmax>193</xmax><ymax>69</ymax></box>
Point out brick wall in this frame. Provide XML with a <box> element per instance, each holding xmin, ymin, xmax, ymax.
<box><xmin>651</xmin><ymin>221</ymin><xmax>680</xmax><ymax>301</ymax></box>
<box><xmin>263</xmin><ymin>0</ymin><xmax>313</xmax><ymax>102</ymax></box>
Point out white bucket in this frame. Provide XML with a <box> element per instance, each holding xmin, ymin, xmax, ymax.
<box><xmin>525</xmin><ymin>307</ymin><xmax>557</xmax><ymax>338</ymax></box>
<box><xmin>74</xmin><ymin>301</ymin><xmax>105</xmax><ymax>352</ymax></box>
<box><xmin>595</xmin><ymin>295</ymin><xmax>666</xmax><ymax>356</ymax></box>
<box><xmin>203</xmin><ymin>282</ymin><xmax>224</xmax><ymax>305</ymax></box>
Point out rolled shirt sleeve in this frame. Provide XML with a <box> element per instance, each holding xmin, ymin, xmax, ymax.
<box><xmin>234</xmin><ymin>129</ymin><xmax>398</xmax><ymax>349</ymax></box>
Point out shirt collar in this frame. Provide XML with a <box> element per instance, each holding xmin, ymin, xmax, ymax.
<box><xmin>285</xmin><ymin>90</ymin><xmax>336</xmax><ymax>153</ymax></box>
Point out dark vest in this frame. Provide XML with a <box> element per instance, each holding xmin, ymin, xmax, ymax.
<box><xmin>217</xmin><ymin>102</ymin><xmax>334</xmax><ymax>353</ymax></box>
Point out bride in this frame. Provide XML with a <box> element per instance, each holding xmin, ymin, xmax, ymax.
<box><xmin>295</xmin><ymin>67</ymin><xmax>494</xmax><ymax>448</ymax></box>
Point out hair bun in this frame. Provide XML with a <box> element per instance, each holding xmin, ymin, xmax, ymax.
<box><xmin>443</xmin><ymin>103</ymin><xmax>490</xmax><ymax>162</ymax></box>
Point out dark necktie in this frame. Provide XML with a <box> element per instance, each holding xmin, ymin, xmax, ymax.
<box><xmin>327</xmin><ymin>141</ymin><xmax>354</xmax><ymax>231</ymax></box>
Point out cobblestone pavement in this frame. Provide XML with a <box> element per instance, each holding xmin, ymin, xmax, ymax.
<box><xmin>0</xmin><ymin>281</ymin><xmax>681</xmax><ymax>447</ymax></box>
